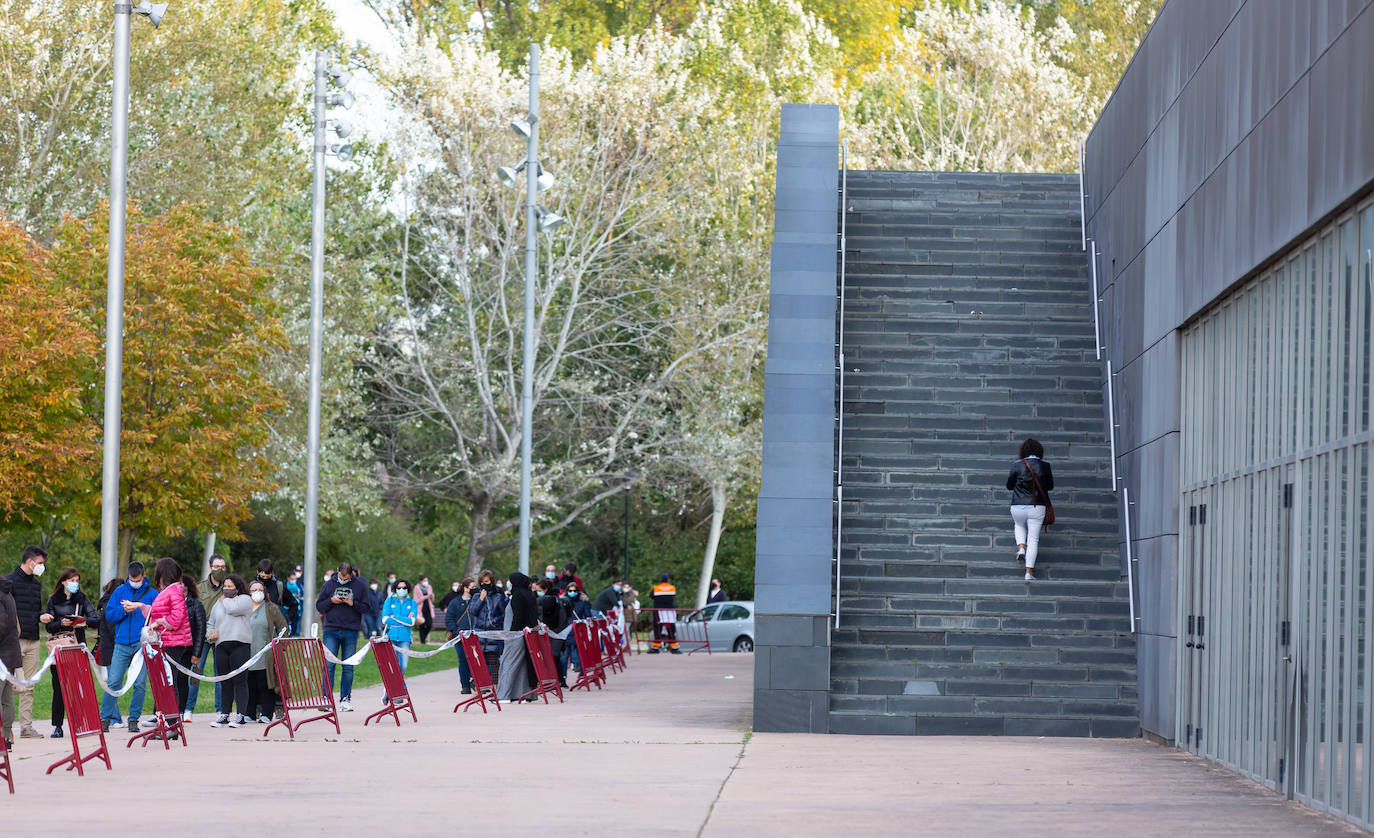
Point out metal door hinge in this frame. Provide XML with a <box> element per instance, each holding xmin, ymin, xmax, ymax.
<box><xmin>1280</xmin><ymin>620</ymin><xmax>1290</xmax><ymax>646</ymax></box>
<box><xmin>1199</xmin><ymin>504</ymin><xmax>1207</xmax><ymax>525</ymax></box>
<box><xmin>1189</xmin><ymin>505</ymin><xmax>1197</xmax><ymax>526</ymax></box>
<box><xmin>1283</xmin><ymin>483</ymin><xmax>1293</xmax><ymax>509</ymax></box>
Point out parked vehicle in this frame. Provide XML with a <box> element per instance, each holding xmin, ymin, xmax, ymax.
<box><xmin>677</xmin><ymin>601</ymin><xmax>754</xmax><ymax>652</ymax></box>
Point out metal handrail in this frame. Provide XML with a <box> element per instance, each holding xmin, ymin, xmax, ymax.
<box><xmin>834</xmin><ymin>141</ymin><xmax>848</xmax><ymax>630</ymax></box>
<box><xmin>1123</xmin><ymin>486</ymin><xmax>1137</xmax><ymax>633</ymax></box>
<box><xmin>1090</xmin><ymin>240</ymin><xmax>1102</xmax><ymax>361</ymax></box>
<box><xmin>1079</xmin><ymin>141</ymin><xmax>1087</xmax><ymax>251</ymax></box>
<box><xmin>1106</xmin><ymin>360</ymin><xmax>1119</xmax><ymax>488</ymax></box>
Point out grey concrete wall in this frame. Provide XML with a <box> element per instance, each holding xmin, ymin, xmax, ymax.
<box><xmin>1083</xmin><ymin>0</ymin><xmax>1374</xmax><ymax>741</ymax></box>
<box><xmin>753</xmin><ymin>104</ymin><xmax>840</xmax><ymax>733</ymax></box>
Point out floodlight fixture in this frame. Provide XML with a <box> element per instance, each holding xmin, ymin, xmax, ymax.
<box><xmin>328</xmin><ymin>90</ymin><xmax>355</xmax><ymax>110</ymax></box>
<box><xmin>330</xmin><ymin>119</ymin><xmax>353</xmax><ymax>139</ymax></box>
<box><xmin>535</xmin><ymin>206</ymin><xmax>565</xmax><ymax>232</ymax></box>
<box><xmin>330</xmin><ymin>143</ymin><xmax>354</xmax><ymax>163</ymax></box>
<box><xmin>511</xmin><ymin>116</ymin><xmax>534</xmax><ymax>140</ymax></box>
<box><xmin>133</xmin><ymin>1</ymin><xmax>168</xmax><ymax>27</ymax></box>
<box><xmin>327</xmin><ymin>67</ymin><xmax>353</xmax><ymax>87</ymax></box>
<box><xmin>496</xmin><ymin>161</ymin><xmax>526</xmax><ymax>189</ymax></box>
<box><xmin>536</xmin><ymin>168</ymin><xmax>555</xmax><ymax>192</ymax></box>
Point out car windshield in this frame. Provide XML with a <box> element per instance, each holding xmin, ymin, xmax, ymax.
<box><xmin>686</xmin><ymin>605</ymin><xmax>719</xmax><ymax>623</ymax></box>
<box><xmin>718</xmin><ymin>604</ymin><xmax>749</xmax><ymax>621</ymax></box>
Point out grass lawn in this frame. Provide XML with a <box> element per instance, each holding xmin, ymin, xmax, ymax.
<box><xmin>14</xmin><ymin>640</ymin><xmax>463</xmax><ymax>726</ymax></box>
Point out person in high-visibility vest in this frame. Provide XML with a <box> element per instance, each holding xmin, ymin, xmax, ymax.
<box><xmin>650</xmin><ymin>573</ymin><xmax>680</xmax><ymax>654</ymax></box>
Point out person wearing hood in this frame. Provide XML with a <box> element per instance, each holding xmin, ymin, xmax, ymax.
<box><xmin>40</xmin><ymin>567</ymin><xmax>99</xmax><ymax>739</ymax></box>
<box><xmin>188</xmin><ymin>553</ymin><xmax>229</xmax><ymax>723</ymax></box>
<box><xmin>0</xmin><ymin>575</ymin><xmax>22</xmax><ymax>750</ymax></box>
<box><xmin>4</xmin><ymin>545</ymin><xmax>47</xmax><ymax>739</ymax></box>
<box><xmin>503</xmin><ymin>573</ymin><xmax>540</xmax><ymax>700</ymax></box>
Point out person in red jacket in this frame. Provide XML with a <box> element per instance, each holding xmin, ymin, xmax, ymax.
<box><xmin>145</xmin><ymin>557</ymin><xmax>193</xmax><ymax>724</ymax></box>
<box><xmin>650</xmin><ymin>573</ymin><xmax>680</xmax><ymax>654</ymax></box>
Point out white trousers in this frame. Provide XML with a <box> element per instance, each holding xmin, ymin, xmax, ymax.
<box><xmin>1010</xmin><ymin>505</ymin><xmax>1047</xmax><ymax>568</ymax></box>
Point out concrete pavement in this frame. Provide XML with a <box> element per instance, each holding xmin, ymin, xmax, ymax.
<box><xmin>0</xmin><ymin>652</ymin><xmax>1361</xmax><ymax>836</ymax></box>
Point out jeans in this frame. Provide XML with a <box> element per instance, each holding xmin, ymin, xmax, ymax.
<box><xmin>363</xmin><ymin>614</ymin><xmax>380</xmax><ymax>638</ymax></box>
<box><xmin>186</xmin><ymin>651</ymin><xmax>222</xmax><ymax>714</ymax></box>
<box><xmin>288</xmin><ymin>611</ymin><xmax>301</xmax><ymax>637</ymax></box>
<box><xmin>455</xmin><ymin>647</ymin><xmax>473</xmax><ymax>690</ymax></box>
<box><xmin>1010</xmin><ymin>504</ymin><xmax>1048</xmax><ymax>568</ymax></box>
<box><xmin>322</xmin><ymin>629</ymin><xmax>358</xmax><ymax>699</ymax></box>
<box><xmin>100</xmin><ymin>642</ymin><xmax>149</xmax><ymax>723</ymax></box>
<box><xmin>393</xmin><ymin>640</ymin><xmax>411</xmax><ymax>675</ymax></box>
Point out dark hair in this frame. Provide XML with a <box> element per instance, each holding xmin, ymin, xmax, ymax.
<box><xmin>181</xmin><ymin>573</ymin><xmax>200</xmax><ymax>599</ymax></box>
<box><xmin>222</xmin><ymin>573</ymin><xmax>248</xmax><ymax>597</ymax></box>
<box><xmin>52</xmin><ymin>567</ymin><xmax>80</xmax><ymax>599</ymax></box>
<box><xmin>478</xmin><ymin>569</ymin><xmax>496</xmax><ymax>584</ymax></box>
<box><xmin>564</xmin><ymin>562</ymin><xmax>577</xmax><ymax>574</ymax></box>
<box><xmin>209</xmin><ymin>553</ymin><xmax>227</xmax><ymax>568</ymax></box>
<box><xmin>460</xmin><ymin>576</ymin><xmax>475</xmax><ymax>590</ymax></box>
<box><xmin>394</xmin><ymin>578</ymin><xmax>411</xmax><ymax>591</ymax></box>
<box><xmin>153</xmin><ymin>557</ymin><xmax>182</xmax><ymax>590</ymax></box>
<box><xmin>1018</xmin><ymin>438</ymin><xmax>1044</xmax><ymax>459</ymax></box>
<box><xmin>21</xmin><ymin>545</ymin><xmax>46</xmax><ymax>564</ymax></box>
<box><xmin>128</xmin><ymin>560</ymin><xmax>146</xmax><ymax>578</ymax></box>
<box><xmin>337</xmin><ymin>562</ymin><xmax>354</xmax><ymax>576</ymax></box>
<box><xmin>257</xmin><ymin>559</ymin><xmax>274</xmax><ymax>574</ymax></box>
<box><xmin>102</xmin><ymin>578</ymin><xmax>122</xmax><ymax>598</ymax></box>
<box><xmin>534</xmin><ymin>578</ymin><xmax>552</xmax><ymax>593</ymax></box>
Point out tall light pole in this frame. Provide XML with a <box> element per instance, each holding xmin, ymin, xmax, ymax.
<box><xmin>100</xmin><ymin>0</ymin><xmax>166</xmax><ymax>586</ymax></box>
<box><xmin>517</xmin><ymin>44</ymin><xmax>540</xmax><ymax>577</ymax></box>
<box><xmin>302</xmin><ymin>51</ymin><xmax>354</xmax><ymax>631</ymax></box>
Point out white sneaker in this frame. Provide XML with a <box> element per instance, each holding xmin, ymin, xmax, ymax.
<box><xmin>210</xmin><ymin>713</ymin><xmax>230</xmax><ymax>727</ymax></box>
<box><xmin>339</xmin><ymin>699</ymin><xmax>352</xmax><ymax>712</ymax></box>
<box><xmin>227</xmin><ymin>714</ymin><xmax>245</xmax><ymax>728</ymax></box>
<box><xmin>257</xmin><ymin>715</ymin><xmax>272</xmax><ymax>724</ymax></box>
<box><xmin>141</xmin><ymin>718</ymin><xmax>158</xmax><ymax>728</ymax></box>
<box><xmin>1025</xmin><ymin>571</ymin><xmax>1034</xmax><ymax>581</ymax></box>
<box><xmin>182</xmin><ymin>712</ymin><xmax>193</xmax><ymax>723</ymax></box>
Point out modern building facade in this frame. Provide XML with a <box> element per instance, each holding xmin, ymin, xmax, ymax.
<box><xmin>755</xmin><ymin>0</ymin><xmax>1374</xmax><ymax>827</ymax></box>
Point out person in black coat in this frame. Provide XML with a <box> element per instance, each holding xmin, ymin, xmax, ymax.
<box><xmin>1006</xmin><ymin>437</ymin><xmax>1055</xmax><ymax>582</ymax></box>
<box><xmin>507</xmin><ymin>573</ymin><xmax>540</xmax><ymax>698</ymax></box>
<box><xmin>181</xmin><ymin>573</ymin><xmax>208</xmax><ymax>717</ymax></box>
<box><xmin>40</xmin><ymin>568</ymin><xmax>99</xmax><ymax>738</ymax></box>
<box><xmin>0</xmin><ymin>576</ymin><xmax>21</xmax><ymax>748</ymax></box>
<box><xmin>93</xmin><ymin>579</ymin><xmax>121</xmax><ymax>667</ymax></box>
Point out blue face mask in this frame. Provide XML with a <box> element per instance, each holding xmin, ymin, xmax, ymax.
<box><xmin>65</xmin><ymin>580</ymin><xmax>79</xmax><ymax>595</ymax></box>
<box><xmin>566</xmin><ymin>591</ymin><xmax>577</xmax><ymax>599</ymax></box>
<box><xmin>612</xmin><ymin>585</ymin><xmax>621</xmax><ymax>593</ymax></box>
<box><xmin>545</xmin><ymin>572</ymin><xmax>556</xmax><ymax>579</ymax></box>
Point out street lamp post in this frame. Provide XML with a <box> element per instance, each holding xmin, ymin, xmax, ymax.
<box><xmin>623</xmin><ymin>484</ymin><xmax>630</xmax><ymax>584</ymax></box>
<box><xmin>100</xmin><ymin>1</ymin><xmax>167</xmax><ymax>586</ymax></box>
<box><xmin>517</xmin><ymin>44</ymin><xmax>540</xmax><ymax>577</ymax></box>
<box><xmin>302</xmin><ymin>51</ymin><xmax>353</xmax><ymax>631</ymax></box>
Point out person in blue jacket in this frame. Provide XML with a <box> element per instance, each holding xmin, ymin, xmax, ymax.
<box><xmin>468</xmin><ymin>569</ymin><xmax>507</xmax><ymax>686</ymax></box>
<box><xmin>100</xmin><ymin>561</ymin><xmax>158</xmax><ymax>732</ymax></box>
<box><xmin>380</xmin><ymin>580</ymin><xmax>418</xmax><ymax>676</ymax></box>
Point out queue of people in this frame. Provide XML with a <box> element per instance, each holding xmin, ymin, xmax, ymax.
<box><xmin>0</xmin><ymin>546</ymin><xmax>644</xmax><ymax>747</ymax></box>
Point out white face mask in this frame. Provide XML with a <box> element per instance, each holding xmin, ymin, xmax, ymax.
<box><xmin>370</xmin><ymin>583</ymin><xmax>378</xmax><ymax>591</ymax></box>
<box><xmin>451</xmin><ymin>584</ymin><xmax>460</xmax><ymax>592</ymax></box>
<box><xmin>32</xmin><ymin>563</ymin><xmax>45</xmax><ymax>577</ymax></box>
<box><xmin>251</xmin><ymin>591</ymin><xmax>265</xmax><ymax>603</ymax></box>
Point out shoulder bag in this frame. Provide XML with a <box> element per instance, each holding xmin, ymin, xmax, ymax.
<box><xmin>1023</xmin><ymin>458</ymin><xmax>1056</xmax><ymax>526</ymax></box>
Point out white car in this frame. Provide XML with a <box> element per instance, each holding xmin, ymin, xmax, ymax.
<box><xmin>678</xmin><ymin>600</ymin><xmax>754</xmax><ymax>652</ymax></box>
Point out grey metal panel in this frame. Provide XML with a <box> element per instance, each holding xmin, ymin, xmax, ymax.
<box><xmin>1134</xmin><ymin>534</ymin><xmax>1177</xmax><ymax>636</ymax></box>
<box><xmin>1307</xmin><ymin>5</ymin><xmax>1374</xmax><ymax>232</ymax></box>
<box><xmin>1114</xmin><ymin>334</ymin><xmax>1179</xmax><ymax>453</ymax></box>
<box><xmin>1136</xmin><ymin>631</ymin><xmax>1176</xmax><ymax>740</ymax></box>
<box><xmin>1119</xmin><ymin>434</ymin><xmax>1180</xmax><ymax>542</ymax></box>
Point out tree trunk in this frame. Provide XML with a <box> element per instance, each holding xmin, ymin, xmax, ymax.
<box><xmin>696</xmin><ymin>482</ymin><xmax>728</xmax><ymax>609</ymax></box>
<box><xmin>464</xmin><ymin>493</ymin><xmax>491</xmax><ymax>578</ymax></box>
<box><xmin>117</xmin><ymin>527</ymin><xmax>136</xmax><ymax>578</ymax></box>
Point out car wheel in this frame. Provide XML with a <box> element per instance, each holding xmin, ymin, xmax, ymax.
<box><xmin>732</xmin><ymin>636</ymin><xmax>753</xmax><ymax>653</ymax></box>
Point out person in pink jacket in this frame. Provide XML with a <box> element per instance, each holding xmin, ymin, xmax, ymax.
<box><xmin>145</xmin><ymin>557</ymin><xmax>193</xmax><ymax>718</ymax></box>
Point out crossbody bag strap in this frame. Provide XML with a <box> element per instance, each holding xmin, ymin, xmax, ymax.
<box><xmin>1023</xmin><ymin>458</ymin><xmax>1050</xmax><ymax>506</ymax></box>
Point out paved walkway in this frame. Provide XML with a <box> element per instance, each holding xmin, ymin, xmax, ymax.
<box><xmin>0</xmin><ymin>653</ymin><xmax>1362</xmax><ymax>836</ymax></box>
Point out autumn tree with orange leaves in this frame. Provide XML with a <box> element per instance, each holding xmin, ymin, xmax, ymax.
<box><xmin>47</xmin><ymin>204</ymin><xmax>287</xmax><ymax>574</ymax></box>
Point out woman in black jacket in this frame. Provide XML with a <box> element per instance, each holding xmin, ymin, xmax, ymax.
<box><xmin>180</xmin><ymin>573</ymin><xmax>207</xmax><ymax>720</ymax></box>
<box><xmin>39</xmin><ymin>568</ymin><xmax>99</xmax><ymax>738</ymax></box>
<box><xmin>1006</xmin><ymin>438</ymin><xmax>1054</xmax><ymax>582</ymax></box>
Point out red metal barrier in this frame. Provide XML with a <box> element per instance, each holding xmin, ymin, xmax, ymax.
<box><xmin>631</xmin><ymin>608</ymin><xmax>711</xmax><ymax>655</ymax></box>
<box><xmin>127</xmin><ymin>644</ymin><xmax>187</xmax><ymax>750</ymax></box>
<box><xmin>264</xmin><ymin>638</ymin><xmax>340</xmax><ymax>739</ymax></box>
<box><xmin>593</xmin><ymin>617</ymin><xmax>624</xmax><ymax>673</ymax></box>
<box><xmin>453</xmin><ymin>632</ymin><xmax>501</xmax><ymax>714</ymax></box>
<box><xmin>519</xmin><ymin>627</ymin><xmax>564</xmax><ymax>704</ymax></box>
<box><xmin>604</xmin><ymin>608</ymin><xmax>629</xmax><ymax>667</ymax></box>
<box><xmin>46</xmin><ymin>646</ymin><xmax>111</xmax><ymax>776</ymax></box>
<box><xmin>0</xmin><ymin>716</ymin><xmax>12</xmax><ymax>793</ymax></box>
<box><xmin>365</xmin><ymin>637</ymin><xmax>418</xmax><ymax>727</ymax></box>
<box><xmin>569</xmin><ymin>621</ymin><xmax>607</xmax><ymax>692</ymax></box>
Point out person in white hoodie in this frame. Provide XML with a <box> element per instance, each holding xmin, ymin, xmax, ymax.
<box><xmin>206</xmin><ymin>574</ymin><xmax>253</xmax><ymax>728</ymax></box>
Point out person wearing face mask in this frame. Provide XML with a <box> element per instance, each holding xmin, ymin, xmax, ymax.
<box><xmin>592</xmin><ymin>580</ymin><xmax>627</xmax><ymax>615</ymax></box>
<box><xmin>188</xmin><ymin>553</ymin><xmax>230</xmax><ymax>723</ymax></box>
<box><xmin>437</xmin><ymin>579</ymin><xmax>462</xmax><ymax>617</ymax></box>
<box><xmin>380</xmin><ymin>579</ymin><xmax>418</xmax><ymax>684</ymax></box>
<box><xmin>364</xmin><ymin>579</ymin><xmax>384</xmax><ymax>638</ymax></box>
<box><xmin>145</xmin><ymin>558</ymin><xmax>192</xmax><ymax>728</ymax></box>
<box><xmin>468</xmin><ymin>569</ymin><xmax>508</xmax><ymax>687</ymax></box>
<box><xmin>245</xmin><ymin>579</ymin><xmax>288</xmax><ymax>723</ymax></box>
<box><xmin>284</xmin><ymin>572</ymin><xmax>304</xmax><ymax>635</ymax></box>
<box><xmin>99</xmin><ymin>560</ymin><xmax>158</xmax><ymax>733</ymax></box>
<box><xmin>556</xmin><ymin>562</ymin><xmax>584</xmax><ymax>597</ymax></box>
<box><xmin>444</xmin><ymin>577</ymin><xmax>477</xmax><ymax>693</ymax></box>
<box><xmin>39</xmin><ymin>568</ymin><xmax>98</xmax><ymax>739</ymax></box>
<box><xmin>207</xmin><ymin>573</ymin><xmax>253</xmax><ymax>727</ymax></box>
<box><xmin>0</xmin><ymin>575</ymin><xmax>20</xmax><ymax>750</ymax></box>
<box><xmin>4</xmin><ymin>545</ymin><xmax>47</xmax><ymax>740</ymax></box>
<box><xmin>316</xmin><ymin>561</ymin><xmax>370</xmax><ymax>712</ymax></box>
<box><xmin>707</xmin><ymin>578</ymin><xmax>728</xmax><ymax>604</ymax></box>
<box><xmin>534</xmin><ymin>579</ymin><xmax>570</xmax><ymax>687</ymax></box>
<box><xmin>384</xmin><ymin>572</ymin><xmax>398</xmax><ymax>597</ymax></box>
<box><xmin>414</xmin><ymin>575</ymin><xmax>436</xmax><ymax>644</ymax></box>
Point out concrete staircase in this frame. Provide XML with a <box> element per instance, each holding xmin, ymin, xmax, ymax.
<box><xmin>830</xmin><ymin>171</ymin><xmax>1137</xmax><ymax>736</ymax></box>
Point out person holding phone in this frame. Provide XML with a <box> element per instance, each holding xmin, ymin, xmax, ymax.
<box><xmin>99</xmin><ymin>561</ymin><xmax>157</xmax><ymax>733</ymax></box>
<box><xmin>315</xmin><ymin>562</ymin><xmax>369</xmax><ymax>712</ymax></box>
<box><xmin>444</xmin><ymin>577</ymin><xmax>477</xmax><ymax>694</ymax></box>
<box><xmin>39</xmin><ymin>567</ymin><xmax>98</xmax><ymax>738</ymax></box>
<box><xmin>145</xmin><ymin>557</ymin><xmax>192</xmax><ymax>721</ymax></box>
